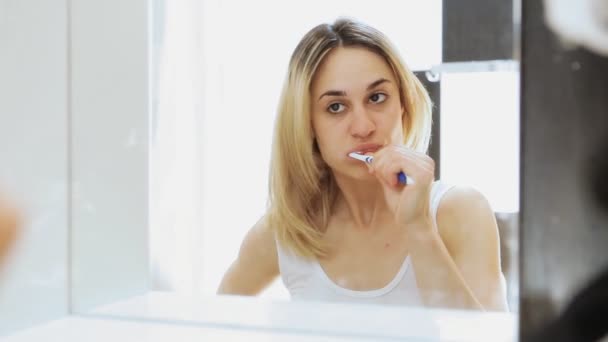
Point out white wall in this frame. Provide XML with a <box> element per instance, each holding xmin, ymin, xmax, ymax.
<box><xmin>0</xmin><ymin>0</ymin><xmax>150</xmax><ymax>334</ymax></box>
<box><xmin>69</xmin><ymin>0</ymin><xmax>150</xmax><ymax>313</ymax></box>
<box><xmin>0</xmin><ymin>0</ymin><xmax>69</xmax><ymax>334</ymax></box>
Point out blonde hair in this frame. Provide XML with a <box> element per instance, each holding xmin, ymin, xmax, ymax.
<box><xmin>268</xmin><ymin>18</ymin><xmax>433</xmax><ymax>259</ymax></box>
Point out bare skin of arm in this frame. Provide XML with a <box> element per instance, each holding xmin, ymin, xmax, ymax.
<box><xmin>407</xmin><ymin>186</ymin><xmax>508</xmax><ymax>311</ymax></box>
<box><xmin>0</xmin><ymin>196</ymin><xmax>20</xmax><ymax>269</ymax></box>
<box><xmin>217</xmin><ymin>216</ymin><xmax>280</xmax><ymax>295</ymax></box>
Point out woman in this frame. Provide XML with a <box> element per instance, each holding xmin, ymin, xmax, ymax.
<box><xmin>218</xmin><ymin>18</ymin><xmax>508</xmax><ymax>311</ymax></box>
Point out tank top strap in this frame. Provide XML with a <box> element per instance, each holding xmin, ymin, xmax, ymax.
<box><xmin>430</xmin><ymin>180</ymin><xmax>456</xmax><ymax>231</ymax></box>
<box><xmin>274</xmin><ymin>233</ymin><xmax>316</xmax><ymax>287</ymax></box>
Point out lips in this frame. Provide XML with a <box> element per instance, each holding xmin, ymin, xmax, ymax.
<box><xmin>349</xmin><ymin>143</ymin><xmax>383</xmax><ymax>155</ymax></box>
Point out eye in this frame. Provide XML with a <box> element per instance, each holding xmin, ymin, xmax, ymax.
<box><xmin>327</xmin><ymin>102</ymin><xmax>346</xmax><ymax>114</ymax></box>
<box><xmin>369</xmin><ymin>92</ymin><xmax>387</xmax><ymax>104</ymax></box>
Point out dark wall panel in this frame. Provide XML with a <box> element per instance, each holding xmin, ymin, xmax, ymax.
<box><xmin>520</xmin><ymin>0</ymin><xmax>608</xmax><ymax>336</ymax></box>
<box><xmin>443</xmin><ymin>0</ymin><xmax>514</xmax><ymax>61</ymax></box>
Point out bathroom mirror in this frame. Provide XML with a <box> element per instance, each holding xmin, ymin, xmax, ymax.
<box><xmin>66</xmin><ymin>0</ymin><xmax>520</xmax><ymax>338</ymax></box>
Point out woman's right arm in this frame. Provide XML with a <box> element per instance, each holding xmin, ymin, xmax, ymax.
<box><xmin>217</xmin><ymin>216</ymin><xmax>280</xmax><ymax>295</ymax></box>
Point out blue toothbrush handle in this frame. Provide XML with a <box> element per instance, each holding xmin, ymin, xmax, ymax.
<box><xmin>398</xmin><ymin>172</ymin><xmax>407</xmax><ymax>185</ymax></box>
<box><xmin>359</xmin><ymin>155</ymin><xmax>411</xmax><ymax>185</ymax></box>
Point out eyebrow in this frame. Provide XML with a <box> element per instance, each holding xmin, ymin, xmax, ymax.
<box><xmin>317</xmin><ymin>78</ymin><xmax>391</xmax><ymax>101</ymax></box>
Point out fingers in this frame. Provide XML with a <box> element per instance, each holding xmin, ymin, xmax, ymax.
<box><xmin>369</xmin><ymin>145</ymin><xmax>435</xmax><ymax>188</ymax></box>
<box><xmin>391</xmin><ymin>146</ymin><xmax>435</xmax><ymax>172</ymax></box>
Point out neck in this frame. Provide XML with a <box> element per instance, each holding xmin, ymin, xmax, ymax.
<box><xmin>332</xmin><ymin>173</ymin><xmax>390</xmax><ymax>229</ymax></box>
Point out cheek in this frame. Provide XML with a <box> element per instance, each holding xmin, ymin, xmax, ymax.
<box><xmin>312</xmin><ymin>115</ymin><xmax>324</xmax><ymax>144</ymax></box>
<box><xmin>312</xmin><ymin>116</ymin><xmax>330</xmax><ymax>152</ymax></box>
<box><xmin>377</xmin><ymin>101</ymin><xmax>402</xmax><ymax>122</ymax></box>
<box><xmin>387</xmin><ymin>104</ymin><xmax>405</xmax><ymax>141</ymax></box>
<box><xmin>312</xmin><ymin>111</ymin><xmax>337</xmax><ymax>141</ymax></box>
<box><xmin>314</xmin><ymin>127</ymin><xmax>336</xmax><ymax>156</ymax></box>
<box><xmin>312</xmin><ymin>118</ymin><xmax>343</xmax><ymax>165</ymax></box>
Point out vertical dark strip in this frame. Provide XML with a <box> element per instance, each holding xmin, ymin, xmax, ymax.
<box><xmin>414</xmin><ymin>71</ymin><xmax>440</xmax><ymax>180</ymax></box>
<box><xmin>520</xmin><ymin>0</ymin><xmax>608</xmax><ymax>338</ymax></box>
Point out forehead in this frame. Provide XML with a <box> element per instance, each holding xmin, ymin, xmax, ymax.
<box><xmin>311</xmin><ymin>46</ymin><xmax>396</xmax><ymax>94</ymax></box>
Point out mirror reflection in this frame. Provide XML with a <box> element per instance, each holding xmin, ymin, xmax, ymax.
<box><xmin>0</xmin><ymin>0</ymin><xmax>520</xmax><ymax>338</ymax></box>
<box><xmin>148</xmin><ymin>0</ymin><xmax>519</xmax><ymax>314</ymax></box>
<box><xmin>216</xmin><ymin>18</ymin><xmax>507</xmax><ymax>311</ymax></box>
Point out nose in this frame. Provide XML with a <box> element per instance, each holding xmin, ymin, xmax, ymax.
<box><xmin>349</xmin><ymin>106</ymin><xmax>375</xmax><ymax>139</ymax></box>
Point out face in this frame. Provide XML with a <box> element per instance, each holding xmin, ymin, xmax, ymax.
<box><xmin>310</xmin><ymin>46</ymin><xmax>405</xmax><ymax>182</ymax></box>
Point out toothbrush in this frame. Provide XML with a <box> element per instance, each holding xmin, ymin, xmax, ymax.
<box><xmin>348</xmin><ymin>152</ymin><xmax>414</xmax><ymax>185</ymax></box>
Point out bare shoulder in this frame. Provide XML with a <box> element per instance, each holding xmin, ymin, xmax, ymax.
<box><xmin>238</xmin><ymin>215</ymin><xmax>278</xmax><ymax>265</ymax></box>
<box><xmin>435</xmin><ymin>185</ymin><xmax>500</xmax><ymax>258</ymax></box>
<box><xmin>434</xmin><ymin>185</ymin><xmax>507</xmax><ymax>311</ymax></box>
<box><xmin>217</xmin><ymin>215</ymin><xmax>279</xmax><ymax>295</ymax></box>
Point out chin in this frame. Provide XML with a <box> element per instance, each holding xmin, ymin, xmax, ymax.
<box><xmin>349</xmin><ymin>169</ymin><xmax>376</xmax><ymax>183</ymax></box>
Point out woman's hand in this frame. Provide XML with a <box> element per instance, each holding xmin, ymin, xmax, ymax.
<box><xmin>367</xmin><ymin>145</ymin><xmax>435</xmax><ymax>228</ymax></box>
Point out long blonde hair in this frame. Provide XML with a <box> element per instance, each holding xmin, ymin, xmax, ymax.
<box><xmin>268</xmin><ymin>18</ymin><xmax>433</xmax><ymax>259</ymax></box>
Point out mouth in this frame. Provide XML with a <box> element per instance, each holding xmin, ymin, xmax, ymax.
<box><xmin>349</xmin><ymin>144</ymin><xmax>383</xmax><ymax>156</ymax></box>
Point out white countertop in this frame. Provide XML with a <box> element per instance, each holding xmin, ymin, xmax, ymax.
<box><xmin>2</xmin><ymin>316</ymin><xmax>376</xmax><ymax>342</ymax></box>
<box><xmin>4</xmin><ymin>292</ymin><xmax>517</xmax><ymax>341</ymax></box>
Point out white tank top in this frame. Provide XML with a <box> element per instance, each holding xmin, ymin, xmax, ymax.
<box><xmin>275</xmin><ymin>180</ymin><xmax>456</xmax><ymax>306</ymax></box>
